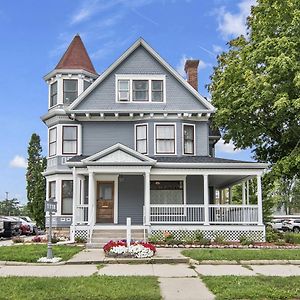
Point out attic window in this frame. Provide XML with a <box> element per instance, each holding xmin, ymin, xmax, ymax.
<box><xmin>63</xmin><ymin>79</ymin><xmax>78</xmax><ymax>105</ymax></box>
<box><xmin>116</xmin><ymin>75</ymin><xmax>165</xmax><ymax>102</ymax></box>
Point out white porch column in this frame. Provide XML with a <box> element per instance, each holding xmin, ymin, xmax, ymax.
<box><xmin>71</xmin><ymin>167</ymin><xmax>78</xmax><ymax>242</ymax></box>
<box><xmin>242</xmin><ymin>181</ymin><xmax>246</xmax><ymax>205</ymax></box>
<box><xmin>246</xmin><ymin>180</ymin><xmax>250</xmax><ymax>205</ymax></box>
<box><xmin>203</xmin><ymin>174</ymin><xmax>209</xmax><ymax>225</ymax></box>
<box><xmin>144</xmin><ymin>171</ymin><xmax>150</xmax><ymax>226</ymax></box>
<box><xmin>257</xmin><ymin>175</ymin><xmax>263</xmax><ymax>225</ymax></box>
<box><xmin>229</xmin><ymin>187</ymin><xmax>232</xmax><ymax>204</ymax></box>
<box><xmin>88</xmin><ymin>171</ymin><xmax>95</xmax><ymax>226</ymax></box>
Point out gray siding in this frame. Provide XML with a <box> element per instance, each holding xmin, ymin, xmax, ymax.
<box><xmin>118</xmin><ymin>175</ymin><xmax>144</xmax><ymax>225</ymax></box>
<box><xmin>81</xmin><ymin>120</ymin><xmax>209</xmax><ymax>157</ymax></box>
<box><xmin>76</xmin><ymin>46</ymin><xmax>207</xmax><ymax>111</ymax></box>
<box><xmin>82</xmin><ymin>121</ymin><xmax>134</xmax><ymax>155</ymax></box>
<box><xmin>186</xmin><ymin>175</ymin><xmax>204</xmax><ymax>204</ymax></box>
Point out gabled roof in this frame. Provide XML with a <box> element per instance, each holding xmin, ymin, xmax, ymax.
<box><xmin>55</xmin><ymin>34</ymin><xmax>97</xmax><ymax>75</ymax></box>
<box><xmin>68</xmin><ymin>38</ymin><xmax>215</xmax><ymax>112</ymax></box>
<box><xmin>67</xmin><ymin>143</ymin><xmax>156</xmax><ymax>166</ymax></box>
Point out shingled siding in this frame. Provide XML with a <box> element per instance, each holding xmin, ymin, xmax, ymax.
<box><xmin>118</xmin><ymin>175</ymin><xmax>144</xmax><ymax>225</ymax></box>
<box><xmin>76</xmin><ymin>46</ymin><xmax>208</xmax><ymax>111</ymax></box>
<box><xmin>81</xmin><ymin>120</ymin><xmax>208</xmax><ymax>156</ymax></box>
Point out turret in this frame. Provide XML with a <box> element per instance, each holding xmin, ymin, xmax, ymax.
<box><xmin>44</xmin><ymin>34</ymin><xmax>98</xmax><ymax>109</ymax></box>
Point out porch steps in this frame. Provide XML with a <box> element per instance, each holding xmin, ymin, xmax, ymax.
<box><xmin>86</xmin><ymin>229</ymin><xmax>146</xmax><ymax>249</ymax></box>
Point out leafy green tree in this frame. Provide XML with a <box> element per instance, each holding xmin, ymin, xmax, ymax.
<box><xmin>209</xmin><ymin>0</ymin><xmax>300</xmax><ymax>179</ymax></box>
<box><xmin>0</xmin><ymin>198</ymin><xmax>20</xmax><ymax>216</ymax></box>
<box><xmin>26</xmin><ymin>134</ymin><xmax>46</xmax><ymax>228</ymax></box>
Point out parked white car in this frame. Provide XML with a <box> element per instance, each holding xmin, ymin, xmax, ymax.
<box><xmin>282</xmin><ymin>219</ymin><xmax>300</xmax><ymax>233</ymax></box>
<box><xmin>269</xmin><ymin>219</ymin><xmax>285</xmax><ymax>231</ymax></box>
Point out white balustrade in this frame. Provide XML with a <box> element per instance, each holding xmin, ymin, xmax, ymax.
<box><xmin>150</xmin><ymin>205</ymin><xmax>205</xmax><ymax>224</ymax></box>
<box><xmin>209</xmin><ymin>205</ymin><xmax>258</xmax><ymax>224</ymax></box>
<box><xmin>76</xmin><ymin>205</ymin><xmax>89</xmax><ymax>224</ymax></box>
<box><xmin>149</xmin><ymin>204</ymin><xmax>259</xmax><ymax>224</ymax></box>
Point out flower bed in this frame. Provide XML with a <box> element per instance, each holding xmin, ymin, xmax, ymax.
<box><xmin>103</xmin><ymin>240</ymin><xmax>156</xmax><ymax>258</ymax></box>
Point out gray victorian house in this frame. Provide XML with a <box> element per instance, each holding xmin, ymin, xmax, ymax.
<box><xmin>42</xmin><ymin>35</ymin><xmax>267</xmax><ymax>246</ymax></box>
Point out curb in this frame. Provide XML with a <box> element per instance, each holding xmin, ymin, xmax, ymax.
<box><xmin>189</xmin><ymin>259</ymin><xmax>300</xmax><ymax>265</ymax></box>
<box><xmin>0</xmin><ymin>261</ymin><xmax>66</xmax><ymax>266</ymax></box>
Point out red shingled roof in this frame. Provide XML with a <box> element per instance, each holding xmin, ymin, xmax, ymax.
<box><xmin>55</xmin><ymin>34</ymin><xmax>97</xmax><ymax>75</ymax></box>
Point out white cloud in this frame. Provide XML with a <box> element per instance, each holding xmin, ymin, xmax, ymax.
<box><xmin>10</xmin><ymin>155</ymin><xmax>27</xmax><ymax>169</ymax></box>
<box><xmin>212</xmin><ymin>45</ymin><xmax>223</xmax><ymax>53</ymax></box>
<box><xmin>176</xmin><ymin>55</ymin><xmax>207</xmax><ymax>78</ymax></box>
<box><xmin>217</xmin><ymin>0</ymin><xmax>256</xmax><ymax>39</ymax></box>
<box><xmin>215</xmin><ymin>138</ymin><xmax>241</xmax><ymax>154</ymax></box>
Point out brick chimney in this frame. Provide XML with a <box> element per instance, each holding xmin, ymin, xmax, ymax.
<box><xmin>184</xmin><ymin>59</ymin><xmax>199</xmax><ymax>91</ymax></box>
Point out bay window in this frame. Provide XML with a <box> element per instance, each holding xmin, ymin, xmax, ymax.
<box><xmin>62</xmin><ymin>126</ymin><xmax>78</xmax><ymax>154</ymax></box>
<box><xmin>61</xmin><ymin>180</ymin><xmax>73</xmax><ymax>215</ymax></box>
<box><xmin>63</xmin><ymin>79</ymin><xmax>78</xmax><ymax>104</ymax></box>
<box><xmin>48</xmin><ymin>181</ymin><xmax>56</xmax><ymax>200</ymax></box>
<box><xmin>183</xmin><ymin>124</ymin><xmax>195</xmax><ymax>155</ymax></box>
<box><xmin>155</xmin><ymin>124</ymin><xmax>176</xmax><ymax>154</ymax></box>
<box><xmin>50</xmin><ymin>82</ymin><xmax>57</xmax><ymax>107</ymax></box>
<box><xmin>150</xmin><ymin>181</ymin><xmax>184</xmax><ymax>204</ymax></box>
<box><xmin>49</xmin><ymin>127</ymin><xmax>57</xmax><ymax>157</ymax></box>
<box><xmin>135</xmin><ymin>124</ymin><xmax>148</xmax><ymax>154</ymax></box>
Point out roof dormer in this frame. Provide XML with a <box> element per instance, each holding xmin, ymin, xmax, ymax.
<box><xmin>44</xmin><ymin>34</ymin><xmax>98</xmax><ymax>110</ymax></box>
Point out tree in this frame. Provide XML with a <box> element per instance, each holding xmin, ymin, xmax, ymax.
<box><xmin>26</xmin><ymin>134</ymin><xmax>46</xmax><ymax>228</ymax></box>
<box><xmin>209</xmin><ymin>0</ymin><xmax>300</xmax><ymax>179</ymax></box>
<box><xmin>0</xmin><ymin>197</ymin><xmax>20</xmax><ymax>216</ymax></box>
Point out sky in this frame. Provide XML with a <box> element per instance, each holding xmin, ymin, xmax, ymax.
<box><xmin>0</xmin><ymin>0</ymin><xmax>256</xmax><ymax>204</ymax></box>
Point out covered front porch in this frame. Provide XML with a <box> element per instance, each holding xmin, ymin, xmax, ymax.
<box><xmin>66</xmin><ymin>144</ymin><xmax>266</xmax><ymax>242</ymax></box>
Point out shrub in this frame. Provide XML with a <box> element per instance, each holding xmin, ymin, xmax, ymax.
<box><xmin>32</xmin><ymin>236</ymin><xmax>42</xmax><ymax>243</ymax></box>
<box><xmin>12</xmin><ymin>236</ymin><xmax>24</xmax><ymax>243</ymax></box>
<box><xmin>195</xmin><ymin>231</ymin><xmax>204</xmax><ymax>242</ymax></box>
<box><xmin>75</xmin><ymin>236</ymin><xmax>87</xmax><ymax>244</ymax></box>
<box><xmin>214</xmin><ymin>234</ymin><xmax>227</xmax><ymax>244</ymax></box>
<box><xmin>284</xmin><ymin>233</ymin><xmax>300</xmax><ymax>244</ymax></box>
<box><xmin>239</xmin><ymin>235</ymin><xmax>254</xmax><ymax>246</ymax></box>
<box><xmin>265</xmin><ymin>227</ymin><xmax>283</xmax><ymax>243</ymax></box>
<box><xmin>198</xmin><ymin>238</ymin><xmax>211</xmax><ymax>245</ymax></box>
<box><xmin>148</xmin><ymin>235</ymin><xmax>160</xmax><ymax>244</ymax></box>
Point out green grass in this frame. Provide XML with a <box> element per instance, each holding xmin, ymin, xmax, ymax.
<box><xmin>182</xmin><ymin>249</ymin><xmax>300</xmax><ymax>261</ymax></box>
<box><xmin>0</xmin><ymin>276</ymin><xmax>161</xmax><ymax>300</ymax></box>
<box><xmin>0</xmin><ymin>244</ymin><xmax>82</xmax><ymax>262</ymax></box>
<box><xmin>202</xmin><ymin>276</ymin><xmax>300</xmax><ymax>300</ymax></box>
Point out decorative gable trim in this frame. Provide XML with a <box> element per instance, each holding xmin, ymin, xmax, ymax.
<box><xmin>68</xmin><ymin>38</ymin><xmax>215</xmax><ymax>112</ymax></box>
<box><xmin>82</xmin><ymin>143</ymin><xmax>156</xmax><ymax>166</ymax></box>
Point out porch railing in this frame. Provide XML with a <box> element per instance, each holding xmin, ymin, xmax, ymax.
<box><xmin>75</xmin><ymin>205</ymin><xmax>89</xmax><ymax>224</ymax></box>
<box><xmin>209</xmin><ymin>205</ymin><xmax>258</xmax><ymax>224</ymax></box>
<box><xmin>149</xmin><ymin>204</ymin><xmax>259</xmax><ymax>224</ymax></box>
<box><xmin>150</xmin><ymin>205</ymin><xmax>205</xmax><ymax>224</ymax></box>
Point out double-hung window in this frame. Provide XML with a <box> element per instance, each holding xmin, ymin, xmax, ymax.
<box><xmin>155</xmin><ymin>124</ymin><xmax>176</xmax><ymax>154</ymax></box>
<box><xmin>152</xmin><ymin>80</ymin><xmax>163</xmax><ymax>102</ymax></box>
<box><xmin>61</xmin><ymin>180</ymin><xmax>73</xmax><ymax>215</ymax></box>
<box><xmin>133</xmin><ymin>80</ymin><xmax>149</xmax><ymax>101</ymax></box>
<box><xmin>48</xmin><ymin>181</ymin><xmax>56</xmax><ymax>200</ymax></box>
<box><xmin>135</xmin><ymin>124</ymin><xmax>147</xmax><ymax>154</ymax></box>
<box><xmin>50</xmin><ymin>82</ymin><xmax>57</xmax><ymax>107</ymax></box>
<box><xmin>63</xmin><ymin>79</ymin><xmax>78</xmax><ymax>105</ymax></box>
<box><xmin>118</xmin><ymin>80</ymin><xmax>130</xmax><ymax>101</ymax></box>
<box><xmin>49</xmin><ymin>127</ymin><xmax>57</xmax><ymax>157</ymax></box>
<box><xmin>183</xmin><ymin>124</ymin><xmax>195</xmax><ymax>155</ymax></box>
<box><xmin>62</xmin><ymin>126</ymin><xmax>77</xmax><ymax>155</ymax></box>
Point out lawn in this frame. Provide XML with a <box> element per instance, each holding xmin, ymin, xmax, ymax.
<box><xmin>202</xmin><ymin>276</ymin><xmax>300</xmax><ymax>300</ymax></box>
<box><xmin>182</xmin><ymin>249</ymin><xmax>300</xmax><ymax>261</ymax></box>
<box><xmin>0</xmin><ymin>244</ymin><xmax>82</xmax><ymax>262</ymax></box>
<box><xmin>0</xmin><ymin>276</ymin><xmax>161</xmax><ymax>300</ymax></box>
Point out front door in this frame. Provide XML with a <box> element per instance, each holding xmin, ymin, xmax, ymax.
<box><xmin>96</xmin><ymin>181</ymin><xmax>114</xmax><ymax>223</ymax></box>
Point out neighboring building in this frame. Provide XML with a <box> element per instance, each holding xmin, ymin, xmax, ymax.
<box><xmin>42</xmin><ymin>35</ymin><xmax>267</xmax><ymax>246</ymax></box>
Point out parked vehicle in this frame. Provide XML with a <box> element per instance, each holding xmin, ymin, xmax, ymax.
<box><xmin>282</xmin><ymin>219</ymin><xmax>300</xmax><ymax>233</ymax></box>
<box><xmin>10</xmin><ymin>217</ymin><xmax>36</xmax><ymax>235</ymax></box>
<box><xmin>268</xmin><ymin>219</ymin><xmax>285</xmax><ymax>231</ymax></box>
<box><xmin>0</xmin><ymin>217</ymin><xmax>21</xmax><ymax>237</ymax></box>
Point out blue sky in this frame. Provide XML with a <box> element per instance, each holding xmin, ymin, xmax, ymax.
<box><xmin>0</xmin><ymin>0</ymin><xmax>255</xmax><ymax>204</ymax></box>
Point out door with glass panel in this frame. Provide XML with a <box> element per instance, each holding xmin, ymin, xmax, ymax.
<box><xmin>96</xmin><ymin>182</ymin><xmax>114</xmax><ymax>223</ymax></box>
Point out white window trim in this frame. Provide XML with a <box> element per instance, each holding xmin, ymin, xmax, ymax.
<box><xmin>48</xmin><ymin>126</ymin><xmax>58</xmax><ymax>158</ymax></box>
<box><xmin>150</xmin><ymin>175</ymin><xmax>187</xmax><ymax>206</ymax></box>
<box><xmin>134</xmin><ymin>123</ymin><xmax>149</xmax><ymax>155</ymax></box>
<box><xmin>182</xmin><ymin>123</ymin><xmax>196</xmax><ymax>156</ymax></box>
<box><xmin>154</xmin><ymin>122</ymin><xmax>177</xmax><ymax>156</ymax></box>
<box><xmin>49</xmin><ymin>80</ymin><xmax>59</xmax><ymax>109</ymax></box>
<box><xmin>115</xmin><ymin>74</ymin><xmax>166</xmax><ymax>103</ymax></box>
<box><xmin>48</xmin><ymin>124</ymin><xmax>82</xmax><ymax>158</ymax></box>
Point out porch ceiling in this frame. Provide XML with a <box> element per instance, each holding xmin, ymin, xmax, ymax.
<box><xmin>209</xmin><ymin>174</ymin><xmax>253</xmax><ymax>189</ymax></box>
